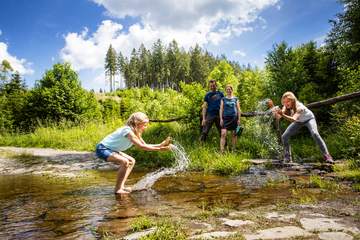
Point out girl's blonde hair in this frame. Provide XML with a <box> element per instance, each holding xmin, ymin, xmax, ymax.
<box><xmin>281</xmin><ymin>91</ymin><xmax>298</xmax><ymax>111</ymax></box>
<box><xmin>126</xmin><ymin>112</ymin><xmax>149</xmax><ymax>131</ymax></box>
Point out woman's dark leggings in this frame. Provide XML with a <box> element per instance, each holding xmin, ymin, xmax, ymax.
<box><xmin>281</xmin><ymin>118</ymin><xmax>329</xmax><ymax>158</ymax></box>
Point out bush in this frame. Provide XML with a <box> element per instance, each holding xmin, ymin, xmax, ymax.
<box><xmin>115</xmin><ymin>86</ymin><xmax>192</xmax><ymax>122</ymax></box>
<box><xmin>99</xmin><ymin>98</ymin><xmax>121</xmax><ymax>121</ymax></box>
<box><xmin>22</xmin><ymin>63</ymin><xmax>101</xmax><ymax>130</ymax></box>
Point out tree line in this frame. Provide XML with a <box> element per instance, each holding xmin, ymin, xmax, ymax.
<box><xmin>0</xmin><ymin>0</ymin><xmax>359</xmax><ymax>133</ymax></box>
<box><xmin>105</xmin><ymin>39</ymin><xmax>247</xmax><ymax>91</ymax></box>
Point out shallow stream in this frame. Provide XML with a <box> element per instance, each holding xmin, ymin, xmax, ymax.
<box><xmin>0</xmin><ymin>148</ymin><xmax>358</xmax><ymax>239</ymax></box>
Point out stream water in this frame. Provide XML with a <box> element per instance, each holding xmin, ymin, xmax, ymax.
<box><xmin>132</xmin><ymin>142</ymin><xmax>189</xmax><ymax>191</ymax></box>
<box><xmin>0</xmin><ymin>144</ymin><xmax>358</xmax><ymax>239</ymax></box>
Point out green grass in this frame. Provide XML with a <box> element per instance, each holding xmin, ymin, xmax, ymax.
<box><xmin>188</xmin><ymin>147</ymin><xmax>251</xmax><ymax>175</ymax></box>
<box><xmin>309</xmin><ymin>175</ymin><xmax>341</xmax><ymax>191</ymax></box>
<box><xmin>193</xmin><ymin>200</ymin><xmax>236</xmax><ymax>220</ymax></box>
<box><xmin>1</xmin><ymin>119</ymin><xmax>358</xmax><ymax>177</ymax></box>
<box><xmin>337</xmin><ymin>170</ymin><xmax>360</xmax><ymax>182</ymax></box>
<box><xmin>352</xmin><ymin>183</ymin><xmax>360</xmax><ymax>192</ymax></box>
<box><xmin>291</xmin><ymin>188</ymin><xmax>318</xmax><ymax>204</ymax></box>
<box><xmin>0</xmin><ymin>119</ymin><xmax>124</xmax><ymax>151</ymax></box>
<box><xmin>140</xmin><ymin>218</ymin><xmax>186</xmax><ymax>240</ymax></box>
<box><xmin>334</xmin><ymin>159</ymin><xmax>360</xmax><ymax>191</ymax></box>
<box><xmin>130</xmin><ymin>215</ymin><xmax>155</xmax><ymax>232</ymax></box>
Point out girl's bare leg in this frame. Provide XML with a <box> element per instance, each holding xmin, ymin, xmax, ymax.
<box><xmin>107</xmin><ymin>153</ymin><xmax>130</xmax><ymax>194</ymax></box>
<box><xmin>220</xmin><ymin>129</ymin><xmax>227</xmax><ymax>153</ymax></box>
<box><xmin>118</xmin><ymin>152</ymin><xmax>136</xmax><ymax>192</ymax></box>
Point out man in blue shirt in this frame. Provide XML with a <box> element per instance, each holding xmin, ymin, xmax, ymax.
<box><xmin>200</xmin><ymin>79</ymin><xmax>224</xmax><ymax>142</ymax></box>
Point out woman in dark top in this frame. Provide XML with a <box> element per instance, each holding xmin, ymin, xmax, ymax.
<box><xmin>219</xmin><ymin>84</ymin><xmax>241</xmax><ymax>153</ymax></box>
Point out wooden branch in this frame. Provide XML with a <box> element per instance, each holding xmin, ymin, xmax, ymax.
<box><xmin>306</xmin><ymin>90</ymin><xmax>360</xmax><ymax>109</ymax></box>
<box><xmin>240</xmin><ymin>111</ymin><xmax>268</xmax><ymax>117</ymax></box>
<box><xmin>149</xmin><ymin>117</ymin><xmax>186</xmax><ymax>122</ymax></box>
<box><xmin>149</xmin><ymin>91</ymin><xmax>360</xmax><ymax>122</ymax></box>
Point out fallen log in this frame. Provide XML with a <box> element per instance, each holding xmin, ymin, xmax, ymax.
<box><xmin>149</xmin><ymin>90</ymin><xmax>360</xmax><ymax>122</ymax></box>
<box><xmin>149</xmin><ymin>117</ymin><xmax>186</xmax><ymax>123</ymax></box>
<box><xmin>306</xmin><ymin>90</ymin><xmax>360</xmax><ymax>109</ymax></box>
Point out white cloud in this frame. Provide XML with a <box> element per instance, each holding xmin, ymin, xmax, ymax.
<box><xmin>61</xmin><ymin>19</ymin><xmax>229</xmax><ymax>71</ymax></box>
<box><xmin>61</xmin><ymin>1</ymin><xmax>279</xmax><ymax>70</ymax></box>
<box><xmin>93</xmin><ymin>0</ymin><xmax>278</xmax><ymax>33</ymax></box>
<box><xmin>0</xmin><ymin>42</ymin><xmax>34</xmax><ymax>75</ymax></box>
<box><xmin>233</xmin><ymin>50</ymin><xmax>246</xmax><ymax>57</ymax></box>
<box><xmin>61</xmin><ymin>0</ymin><xmax>279</xmax><ymax>88</ymax></box>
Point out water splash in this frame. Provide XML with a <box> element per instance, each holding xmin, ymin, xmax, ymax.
<box><xmin>132</xmin><ymin>142</ymin><xmax>189</xmax><ymax>191</ymax></box>
<box><xmin>250</xmin><ymin>99</ymin><xmax>283</xmax><ymax>158</ymax></box>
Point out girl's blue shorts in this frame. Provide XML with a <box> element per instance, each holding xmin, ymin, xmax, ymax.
<box><xmin>95</xmin><ymin>143</ymin><xmax>116</xmax><ymax>161</ymax></box>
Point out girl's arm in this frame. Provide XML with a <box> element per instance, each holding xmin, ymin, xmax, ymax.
<box><xmin>127</xmin><ymin>132</ymin><xmax>170</xmax><ymax>151</ymax></box>
<box><xmin>277</xmin><ymin>107</ymin><xmax>301</xmax><ymax>122</ymax></box>
<box><xmin>236</xmin><ymin>100</ymin><xmax>241</xmax><ymax>124</ymax></box>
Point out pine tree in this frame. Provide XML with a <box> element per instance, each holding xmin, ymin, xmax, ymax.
<box><xmin>190</xmin><ymin>44</ymin><xmax>208</xmax><ymax>85</ymax></box>
<box><xmin>105</xmin><ymin>44</ymin><xmax>117</xmax><ymax>92</ymax></box>
<box><xmin>150</xmin><ymin>39</ymin><xmax>165</xmax><ymax>88</ymax></box>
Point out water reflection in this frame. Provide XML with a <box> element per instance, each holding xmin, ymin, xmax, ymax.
<box><xmin>0</xmin><ymin>169</ymin><xmax>338</xmax><ymax>239</ymax></box>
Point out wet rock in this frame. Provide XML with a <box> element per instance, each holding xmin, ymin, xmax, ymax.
<box><xmin>244</xmin><ymin>226</ymin><xmax>313</xmax><ymax>240</ymax></box>
<box><xmin>248</xmin><ymin>159</ymin><xmax>271</xmax><ymax>165</ymax></box>
<box><xmin>318</xmin><ymin>232</ymin><xmax>353</xmax><ymax>240</ymax></box>
<box><xmin>0</xmin><ymin>147</ymin><xmax>114</xmax><ymax>177</ymax></box>
<box><xmin>229</xmin><ymin>210</ymin><xmax>250</xmax><ymax>217</ymax></box>
<box><xmin>265</xmin><ymin>212</ymin><xmax>296</xmax><ymax>221</ymax></box>
<box><xmin>188</xmin><ymin>221</ymin><xmax>213</xmax><ymax>234</ymax></box>
<box><xmin>189</xmin><ymin>231</ymin><xmax>238</xmax><ymax>239</ymax></box>
<box><xmin>300</xmin><ymin>218</ymin><xmax>360</xmax><ymax>234</ymax></box>
<box><xmin>307</xmin><ymin>213</ymin><xmax>327</xmax><ymax>217</ymax></box>
<box><xmin>220</xmin><ymin>218</ymin><xmax>254</xmax><ymax>227</ymax></box>
<box><xmin>123</xmin><ymin>227</ymin><xmax>156</xmax><ymax>240</ymax></box>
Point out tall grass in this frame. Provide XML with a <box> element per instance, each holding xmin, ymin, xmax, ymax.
<box><xmin>1</xmin><ymin>117</ymin><xmax>358</xmax><ymax>175</ymax></box>
<box><xmin>0</xmin><ymin>119</ymin><xmax>123</xmax><ymax>151</ymax></box>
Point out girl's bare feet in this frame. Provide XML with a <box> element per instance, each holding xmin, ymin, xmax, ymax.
<box><xmin>115</xmin><ymin>189</ymin><xmax>130</xmax><ymax>194</ymax></box>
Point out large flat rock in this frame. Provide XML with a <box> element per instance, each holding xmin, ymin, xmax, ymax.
<box><xmin>244</xmin><ymin>226</ymin><xmax>312</xmax><ymax>240</ymax></box>
<box><xmin>318</xmin><ymin>232</ymin><xmax>353</xmax><ymax>240</ymax></box>
<box><xmin>265</xmin><ymin>212</ymin><xmax>296</xmax><ymax>221</ymax></box>
<box><xmin>221</xmin><ymin>218</ymin><xmax>254</xmax><ymax>227</ymax></box>
<box><xmin>190</xmin><ymin>231</ymin><xmax>237</xmax><ymax>239</ymax></box>
<box><xmin>300</xmin><ymin>218</ymin><xmax>360</xmax><ymax>234</ymax></box>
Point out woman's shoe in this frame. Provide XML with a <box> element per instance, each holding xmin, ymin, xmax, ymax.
<box><xmin>324</xmin><ymin>154</ymin><xmax>334</xmax><ymax>164</ymax></box>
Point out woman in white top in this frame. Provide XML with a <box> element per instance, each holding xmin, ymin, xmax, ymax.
<box><xmin>276</xmin><ymin>92</ymin><xmax>334</xmax><ymax>164</ymax></box>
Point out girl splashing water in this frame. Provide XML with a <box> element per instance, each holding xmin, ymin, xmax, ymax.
<box><xmin>277</xmin><ymin>92</ymin><xmax>334</xmax><ymax>164</ymax></box>
<box><xmin>95</xmin><ymin>112</ymin><xmax>171</xmax><ymax>194</ymax></box>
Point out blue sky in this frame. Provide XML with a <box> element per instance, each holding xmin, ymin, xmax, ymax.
<box><xmin>0</xmin><ymin>0</ymin><xmax>343</xmax><ymax>91</ymax></box>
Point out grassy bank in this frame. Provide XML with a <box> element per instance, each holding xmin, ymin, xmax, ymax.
<box><xmin>0</xmin><ymin>119</ymin><xmax>358</xmax><ymax>176</ymax></box>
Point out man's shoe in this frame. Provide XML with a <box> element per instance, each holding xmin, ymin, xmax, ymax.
<box><xmin>283</xmin><ymin>154</ymin><xmax>292</xmax><ymax>163</ymax></box>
